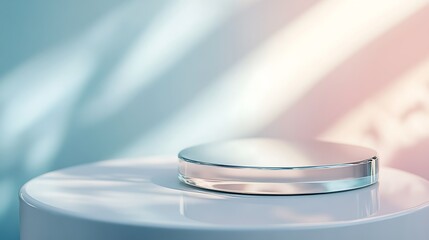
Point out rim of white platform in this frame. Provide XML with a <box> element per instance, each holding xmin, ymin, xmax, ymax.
<box><xmin>20</xmin><ymin>157</ymin><xmax>429</xmax><ymax>230</ymax></box>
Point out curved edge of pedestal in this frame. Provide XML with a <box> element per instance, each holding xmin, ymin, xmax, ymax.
<box><xmin>19</xmin><ymin>174</ymin><xmax>429</xmax><ymax>231</ymax></box>
<box><xmin>19</xmin><ymin>159</ymin><xmax>429</xmax><ymax>240</ymax></box>
<box><xmin>20</xmin><ymin>191</ymin><xmax>429</xmax><ymax>240</ymax></box>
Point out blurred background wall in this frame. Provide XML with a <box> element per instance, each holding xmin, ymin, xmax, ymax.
<box><xmin>1</xmin><ymin>0</ymin><xmax>429</xmax><ymax>239</ymax></box>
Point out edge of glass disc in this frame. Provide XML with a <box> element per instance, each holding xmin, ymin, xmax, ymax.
<box><xmin>177</xmin><ymin>142</ymin><xmax>379</xmax><ymax>195</ymax></box>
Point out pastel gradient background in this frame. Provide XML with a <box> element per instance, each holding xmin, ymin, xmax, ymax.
<box><xmin>1</xmin><ymin>0</ymin><xmax>429</xmax><ymax>239</ymax></box>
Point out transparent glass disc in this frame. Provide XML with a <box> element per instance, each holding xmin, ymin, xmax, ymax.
<box><xmin>178</xmin><ymin>138</ymin><xmax>378</xmax><ymax>195</ymax></box>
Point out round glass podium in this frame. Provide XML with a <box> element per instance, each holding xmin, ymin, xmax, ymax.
<box><xmin>179</xmin><ymin>138</ymin><xmax>378</xmax><ymax>194</ymax></box>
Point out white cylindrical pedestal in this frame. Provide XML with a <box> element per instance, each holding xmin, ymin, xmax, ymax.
<box><xmin>20</xmin><ymin>157</ymin><xmax>429</xmax><ymax>240</ymax></box>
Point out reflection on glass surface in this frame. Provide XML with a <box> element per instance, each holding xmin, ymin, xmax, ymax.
<box><xmin>180</xmin><ymin>183</ymin><xmax>379</xmax><ymax>225</ymax></box>
<box><xmin>178</xmin><ymin>138</ymin><xmax>378</xmax><ymax>194</ymax></box>
<box><xmin>179</xmin><ymin>138</ymin><xmax>376</xmax><ymax>167</ymax></box>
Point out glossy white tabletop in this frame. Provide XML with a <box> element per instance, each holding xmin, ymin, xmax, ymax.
<box><xmin>21</xmin><ymin>157</ymin><xmax>429</xmax><ymax>230</ymax></box>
